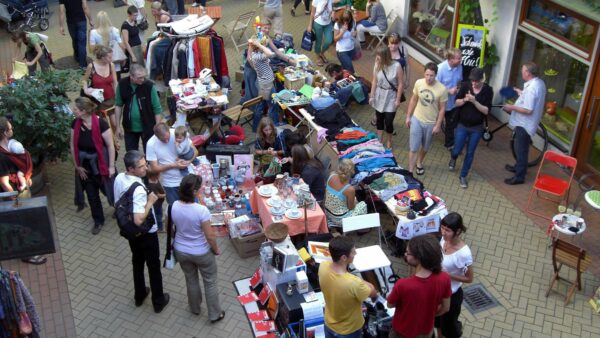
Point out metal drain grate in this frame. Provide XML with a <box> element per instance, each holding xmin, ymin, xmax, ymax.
<box><xmin>462</xmin><ymin>284</ymin><xmax>500</xmax><ymax>314</ymax></box>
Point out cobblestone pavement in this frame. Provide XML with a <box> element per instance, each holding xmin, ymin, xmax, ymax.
<box><xmin>2</xmin><ymin>0</ymin><xmax>600</xmax><ymax>337</ymax></box>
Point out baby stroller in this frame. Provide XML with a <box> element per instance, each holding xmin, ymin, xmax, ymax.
<box><xmin>0</xmin><ymin>0</ymin><xmax>49</xmax><ymax>32</ymax></box>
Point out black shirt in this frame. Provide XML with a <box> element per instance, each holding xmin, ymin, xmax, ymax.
<box><xmin>71</xmin><ymin>118</ymin><xmax>110</xmax><ymax>152</ymax></box>
<box><xmin>456</xmin><ymin>82</ymin><xmax>493</xmax><ymax>128</ymax></box>
<box><xmin>302</xmin><ymin>164</ymin><xmax>325</xmax><ymax>202</ymax></box>
<box><xmin>121</xmin><ymin>21</ymin><xmax>142</xmax><ymax>47</ymax></box>
<box><xmin>0</xmin><ymin>152</ymin><xmax>18</xmax><ymax>178</ymax></box>
<box><xmin>59</xmin><ymin>0</ymin><xmax>86</xmax><ymax>24</ymax></box>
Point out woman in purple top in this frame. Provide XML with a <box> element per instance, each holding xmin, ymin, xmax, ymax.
<box><xmin>171</xmin><ymin>174</ymin><xmax>225</xmax><ymax>322</ymax></box>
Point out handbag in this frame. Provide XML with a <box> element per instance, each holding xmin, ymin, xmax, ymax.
<box><xmin>352</xmin><ymin>38</ymin><xmax>362</xmax><ymax>61</ymax></box>
<box><xmin>163</xmin><ymin>204</ymin><xmax>177</xmax><ymax>270</ymax></box>
<box><xmin>18</xmin><ymin>312</ymin><xmax>32</xmax><ymax>335</ymax></box>
<box><xmin>382</xmin><ymin>68</ymin><xmax>406</xmax><ymax>103</ymax></box>
<box><xmin>80</xmin><ymin>63</ymin><xmax>107</xmax><ymax>104</ymax></box>
<box><xmin>137</xmin><ymin>16</ymin><xmax>149</xmax><ymax>31</ymax></box>
<box><xmin>301</xmin><ymin>30</ymin><xmax>314</xmax><ymax>52</ymax></box>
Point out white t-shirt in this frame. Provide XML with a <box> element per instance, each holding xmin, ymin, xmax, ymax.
<box><xmin>172</xmin><ymin>201</ymin><xmax>211</xmax><ymax>256</ymax></box>
<box><xmin>89</xmin><ymin>27</ymin><xmax>122</xmax><ymax>47</ymax></box>
<box><xmin>113</xmin><ymin>172</ymin><xmax>157</xmax><ymax>233</ymax></box>
<box><xmin>440</xmin><ymin>238</ymin><xmax>473</xmax><ymax>293</ymax></box>
<box><xmin>334</xmin><ymin>22</ymin><xmax>354</xmax><ymax>52</ymax></box>
<box><xmin>146</xmin><ymin>129</ymin><xmax>184</xmax><ymax>188</ymax></box>
<box><xmin>312</xmin><ymin>0</ymin><xmax>332</xmax><ymax>26</ymax></box>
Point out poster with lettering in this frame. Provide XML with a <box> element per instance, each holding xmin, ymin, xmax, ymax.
<box><xmin>455</xmin><ymin>24</ymin><xmax>486</xmax><ymax>80</ymax></box>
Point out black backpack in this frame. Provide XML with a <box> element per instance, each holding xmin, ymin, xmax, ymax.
<box><xmin>115</xmin><ymin>182</ymin><xmax>153</xmax><ymax>240</ymax></box>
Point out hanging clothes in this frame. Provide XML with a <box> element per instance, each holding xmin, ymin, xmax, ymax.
<box><xmin>0</xmin><ymin>269</ymin><xmax>41</xmax><ymax>338</ymax></box>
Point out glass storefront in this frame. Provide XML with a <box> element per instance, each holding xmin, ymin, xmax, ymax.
<box><xmin>407</xmin><ymin>0</ymin><xmax>457</xmax><ymax>59</ymax></box>
<box><xmin>509</xmin><ymin>31</ymin><xmax>589</xmax><ymax>150</ymax></box>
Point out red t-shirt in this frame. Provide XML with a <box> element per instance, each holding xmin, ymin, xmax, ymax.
<box><xmin>386</xmin><ymin>272</ymin><xmax>452</xmax><ymax>337</ymax></box>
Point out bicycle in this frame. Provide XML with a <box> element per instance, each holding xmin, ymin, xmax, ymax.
<box><xmin>481</xmin><ymin>104</ymin><xmax>549</xmax><ymax>167</ymax></box>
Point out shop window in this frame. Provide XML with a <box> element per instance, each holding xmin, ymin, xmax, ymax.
<box><xmin>524</xmin><ymin>0</ymin><xmax>597</xmax><ymax>54</ymax></box>
<box><xmin>408</xmin><ymin>0</ymin><xmax>457</xmax><ymax>58</ymax></box>
<box><xmin>509</xmin><ymin>31</ymin><xmax>589</xmax><ymax>149</ymax></box>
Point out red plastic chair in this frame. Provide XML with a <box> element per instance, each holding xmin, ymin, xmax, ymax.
<box><xmin>526</xmin><ymin>150</ymin><xmax>577</xmax><ymax>219</ymax></box>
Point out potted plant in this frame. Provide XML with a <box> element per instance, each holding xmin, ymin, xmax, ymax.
<box><xmin>0</xmin><ymin>69</ymin><xmax>80</xmax><ymax>192</ymax></box>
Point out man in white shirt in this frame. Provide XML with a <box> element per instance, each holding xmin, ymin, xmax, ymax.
<box><xmin>146</xmin><ymin>123</ymin><xmax>196</xmax><ymax>204</ymax></box>
<box><xmin>113</xmin><ymin>150</ymin><xmax>170</xmax><ymax>313</ymax></box>
<box><xmin>503</xmin><ymin>61</ymin><xmax>546</xmax><ymax>185</ymax></box>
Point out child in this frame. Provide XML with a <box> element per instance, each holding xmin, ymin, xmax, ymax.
<box><xmin>146</xmin><ymin>170</ymin><xmax>165</xmax><ymax>232</ymax></box>
<box><xmin>174</xmin><ymin>126</ymin><xmax>200</xmax><ymax>176</ymax></box>
<box><xmin>8</xmin><ymin>138</ymin><xmax>28</xmax><ymax>191</ymax></box>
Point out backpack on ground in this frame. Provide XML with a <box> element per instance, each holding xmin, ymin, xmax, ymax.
<box><xmin>115</xmin><ymin>182</ymin><xmax>152</xmax><ymax>240</ymax></box>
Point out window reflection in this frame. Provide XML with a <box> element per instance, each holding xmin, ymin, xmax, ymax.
<box><xmin>525</xmin><ymin>0</ymin><xmax>596</xmax><ymax>51</ymax></box>
<box><xmin>510</xmin><ymin>31</ymin><xmax>589</xmax><ymax>148</ymax></box>
<box><xmin>408</xmin><ymin>0</ymin><xmax>456</xmax><ymax>58</ymax></box>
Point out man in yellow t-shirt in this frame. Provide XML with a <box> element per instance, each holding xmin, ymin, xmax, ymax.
<box><xmin>319</xmin><ymin>236</ymin><xmax>377</xmax><ymax>337</ymax></box>
<box><xmin>405</xmin><ymin>62</ymin><xmax>448</xmax><ymax>176</ymax></box>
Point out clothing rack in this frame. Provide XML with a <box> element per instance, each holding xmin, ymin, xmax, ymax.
<box><xmin>0</xmin><ymin>267</ymin><xmax>41</xmax><ymax>337</ymax></box>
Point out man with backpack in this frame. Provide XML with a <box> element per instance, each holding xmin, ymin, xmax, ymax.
<box><xmin>113</xmin><ymin>150</ymin><xmax>170</xmax><ymax>313</ymax></box>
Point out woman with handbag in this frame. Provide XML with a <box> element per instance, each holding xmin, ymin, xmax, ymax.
<box><xmin>171</xmin><ymin>174</ymin><xmax>225</xmax><ymax>322</ymax></box>
<box><xmin>82</xmin><ymin>45</ymin><xmax>119</xmax><ymax>116</ymax></box>
<box><xmin>369</xmin><ymin>45</ymin><xmax>403</xmax><ymax>150</ymax></box>
<box><xmin>121</xmin><ymin>6</ymin><xmax>145</xmax><ymax>67</ymax></box>
<box><xmin>89</xmin><ymin>11</ymin><xmax>127</xmax><ymax>71</ymax></box>
<box><xmin>70</xmin><ymin>97</ymin><xmax>116</xmax><ymax>235</ymax></box>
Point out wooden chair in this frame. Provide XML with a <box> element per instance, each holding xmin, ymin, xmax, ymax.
<box><xmin>222</xmin><ymin>95</ymin><xmax>262</xmax><ymax>127</ymax></box>
<box><xmin>545</xmin><ymin>238</ymin><xmax>591</xmax><ymax>305</ymax></box>
<box><xmin>526</xmin><ymin>150</ymin><xmax>577</xmax><ymax>220</ymax></box>
<box><xmin>222</xmin><ymin>10</ymin><xmax>256</xmax><ymax>55</ymax></box>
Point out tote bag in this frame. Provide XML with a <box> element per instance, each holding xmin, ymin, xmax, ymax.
<box><xmin>301</xmin><ymin>30</ymin><xmax>314</xmax><ymax>52</ymax></box>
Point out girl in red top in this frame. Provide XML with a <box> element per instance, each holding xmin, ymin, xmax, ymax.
<box><xmin>82</xmin><ymin>45</ymin><xmax>118</xmax><ymax>116</ymax></box>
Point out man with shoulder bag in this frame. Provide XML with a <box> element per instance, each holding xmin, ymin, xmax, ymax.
<box><xmin>113</xmin><ymin>150</ymin><xmax>170</xmax><ymax>313</ymax></box>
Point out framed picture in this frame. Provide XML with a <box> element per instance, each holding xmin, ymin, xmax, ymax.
<box><xmin>234</xmin><ymin>154</ymin><xmax>254</xmax><ymax>182</ymax></box>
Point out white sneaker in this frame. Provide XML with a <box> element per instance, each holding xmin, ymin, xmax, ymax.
<box><xmin>459</xmin><ymin>176</ymin><xmax>468</xmax><ymax>189</ymax></box>
<box><xmin>192</xmin><ymin>2</ymin><xmax>199</xmax><ymax>7</ymax></box>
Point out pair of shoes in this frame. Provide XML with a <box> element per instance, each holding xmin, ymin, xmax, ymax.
<box><xmin>505</xmin><ymin>164</ymin><xmax>516</xmax><ymax>173</ymax></box>
<box><xmin>135</xmin><ymin>287</ymin><xmax>150</xmax><ymax>307</ymax></box>
<box><xmin>290</xmin><ymin>8</ymin><xmax>295</xmax><ymax>16</ymax></box>
<box><xmin>416</xmin><ymin>166</ymin><xmax>425</xmax><ymax>175</ymax></box>
<box><xmin>76</xmin><ymin>204</ymin><xmax>86</xmax><ymax>212</ymax></box>
<box><xmin>191</xmin><ymin>2</ymin><xmax>199</xmax><ymax>7</ymax></box>
<box><xmin>459</xmin><ymin>176</ymin><xmax>468</xmax><ymax>189</ymax></box>
<box><xmin>91</xmin><ymin>223</ymin><xmax>102</xmax><ymax>235</ymax></box>
<box><xmin>448</xmin><ymin>158</ymin><xmax>456</xmax><ymax>171</ymax></box>
<box><xmin>154</xmin><ymin>293</ymin><xmax>170</xmax><ymax>313</ymax></box>
<box><xmin>210</xmin><ymin>311</ymin><xmax>226</xmax><ymax>323</ymax></box>
<box><xmin>304</xmin><ymin>10</ymin><xmax>310</xmax><ymax>15</ymax></box>
<box><xmin>316</xmin><ymin>56</ymin><xmax>325</xmax><ymax>67</ymax></box>
<box><xmin>21</xmin><ymin>255</ymin><xmax>47</xmax><ymax>265</ymax></box>
<box><xmin>504</xmin><ymin>177</ymin><xmax>524</xmax><ymax>185</ymax></box>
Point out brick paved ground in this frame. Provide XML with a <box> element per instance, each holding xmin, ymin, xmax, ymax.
<box><xmin>2</xmin><ymin>0</ymin><xmax>600</xmax><ymax>337</ymax></box>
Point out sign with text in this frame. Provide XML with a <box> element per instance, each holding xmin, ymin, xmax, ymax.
<box><xmin>455</xmin><ymin>24</ymin><xmax>487</xmax><ymax>78</ymax></box>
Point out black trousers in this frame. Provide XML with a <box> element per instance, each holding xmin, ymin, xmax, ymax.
<box><xmin>293</xmin><ymin>0</ymin><xmax>310</xmax><ymax>11</ymax></box>
<box><xmin>128</xmin><ymin>232</ymin><xmax>167</xmax><ymax>308</ymax></box>
<box><xmin>81</xmin><ymin>174</ymin><xmax>105</xmax><ymax>226</ymax></box>
<box><xmin>444</xmin><ymin>108</ymin><xmax>458</xmax><ymax>148</ymax></box>
<box><xmin>435</xmin><ymin>287</ymin><xmax>464</xmax><ymax>338</ymax></box>
<box><xmin>124</xmin><ymin>131</ymin><xmax>154</xmax><ymax>153</ymax></box>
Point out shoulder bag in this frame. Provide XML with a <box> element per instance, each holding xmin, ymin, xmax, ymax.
<box><xmin>382</xmin><ymin>67</ymin><xmax>406</xmax><ymax>103</ymax></box>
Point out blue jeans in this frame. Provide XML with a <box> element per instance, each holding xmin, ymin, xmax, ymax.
<box><xmin>165</xmin><ymin>0</ymin><xmax>177</xmax><ymax>14</ymax></box>
<box><xmin>451</xmin><ymin>126</ymin><xmax>483</xmax><ymax>178</ymax></box>
<box><xmin>513</xmin><ymin>126</ymin><xmax>531</xmax><ymax>181</ymax></box>
<box><xmin>164</xmin><ymin>186</ymin><xmax>180</xmax><ymax>205</ymax></box>
<box><xmin>324</xmin><ymin>324</ymin><xmax>362</xmax><ymax>338</ymax></box>
<box><xmin>67</xmin><ymin>20</ymin><xmax>87</xmax><ymax>68</ymax></box>
<box><xmin>252</xmin><ymin>93</ymin><xmax>279</xmax><ymax>131</ymax></box>
<box><xmin>336</xmin><ymin>49</ymin><xmax>355</xmax><ymax>73</ymax></box>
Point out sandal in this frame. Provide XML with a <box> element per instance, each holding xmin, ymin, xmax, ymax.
<box><xmin>22</xmin><ymin>255</ymin><xmax>47</xmax><ymax>265</ymax></box>
<box><xmin>320</xmin><ymin>54</ymin><xmax>329</xmax><ymax>64</ymax></box>
<box><xmin>210</xmin><ymin>311</ymin><xmax>226</xmax><ymax>323</ymax></box>
<box><xmin>416</xmin><ymin>166</ymin><xmax>425</xmax><ymax>176</ymax></box>
<box><xmin>315</xmin><ymin>57</ymin><xmax>324</xmax><ymax>67</ymax></box>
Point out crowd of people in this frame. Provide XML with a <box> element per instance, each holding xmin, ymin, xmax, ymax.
<box><xmin>0</xmin><ymin>0</ymin><xmax>551</xmax><ymax>335</ymax></box>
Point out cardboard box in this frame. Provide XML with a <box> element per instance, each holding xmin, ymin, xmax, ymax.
<box><xmin>230</xmin><ymin>231</ymin><xmax>266</xmax><ymax>258</ymax></box>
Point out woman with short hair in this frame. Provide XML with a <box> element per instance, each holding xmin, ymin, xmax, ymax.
<box><xmin>121</xmin><ymin>6</ymin><xmax>145</xmax><ymax>66</ymax></box>
<box><xmin>171</xmin><ymin>174</ymin><xmax>225</xmax><ymax>322</ymax></box>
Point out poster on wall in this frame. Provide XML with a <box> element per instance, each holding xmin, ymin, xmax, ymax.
<box><xmin>455</xmin><ymin>24</ymin><xmax>487</xmax><ymax>79</ymax></box>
